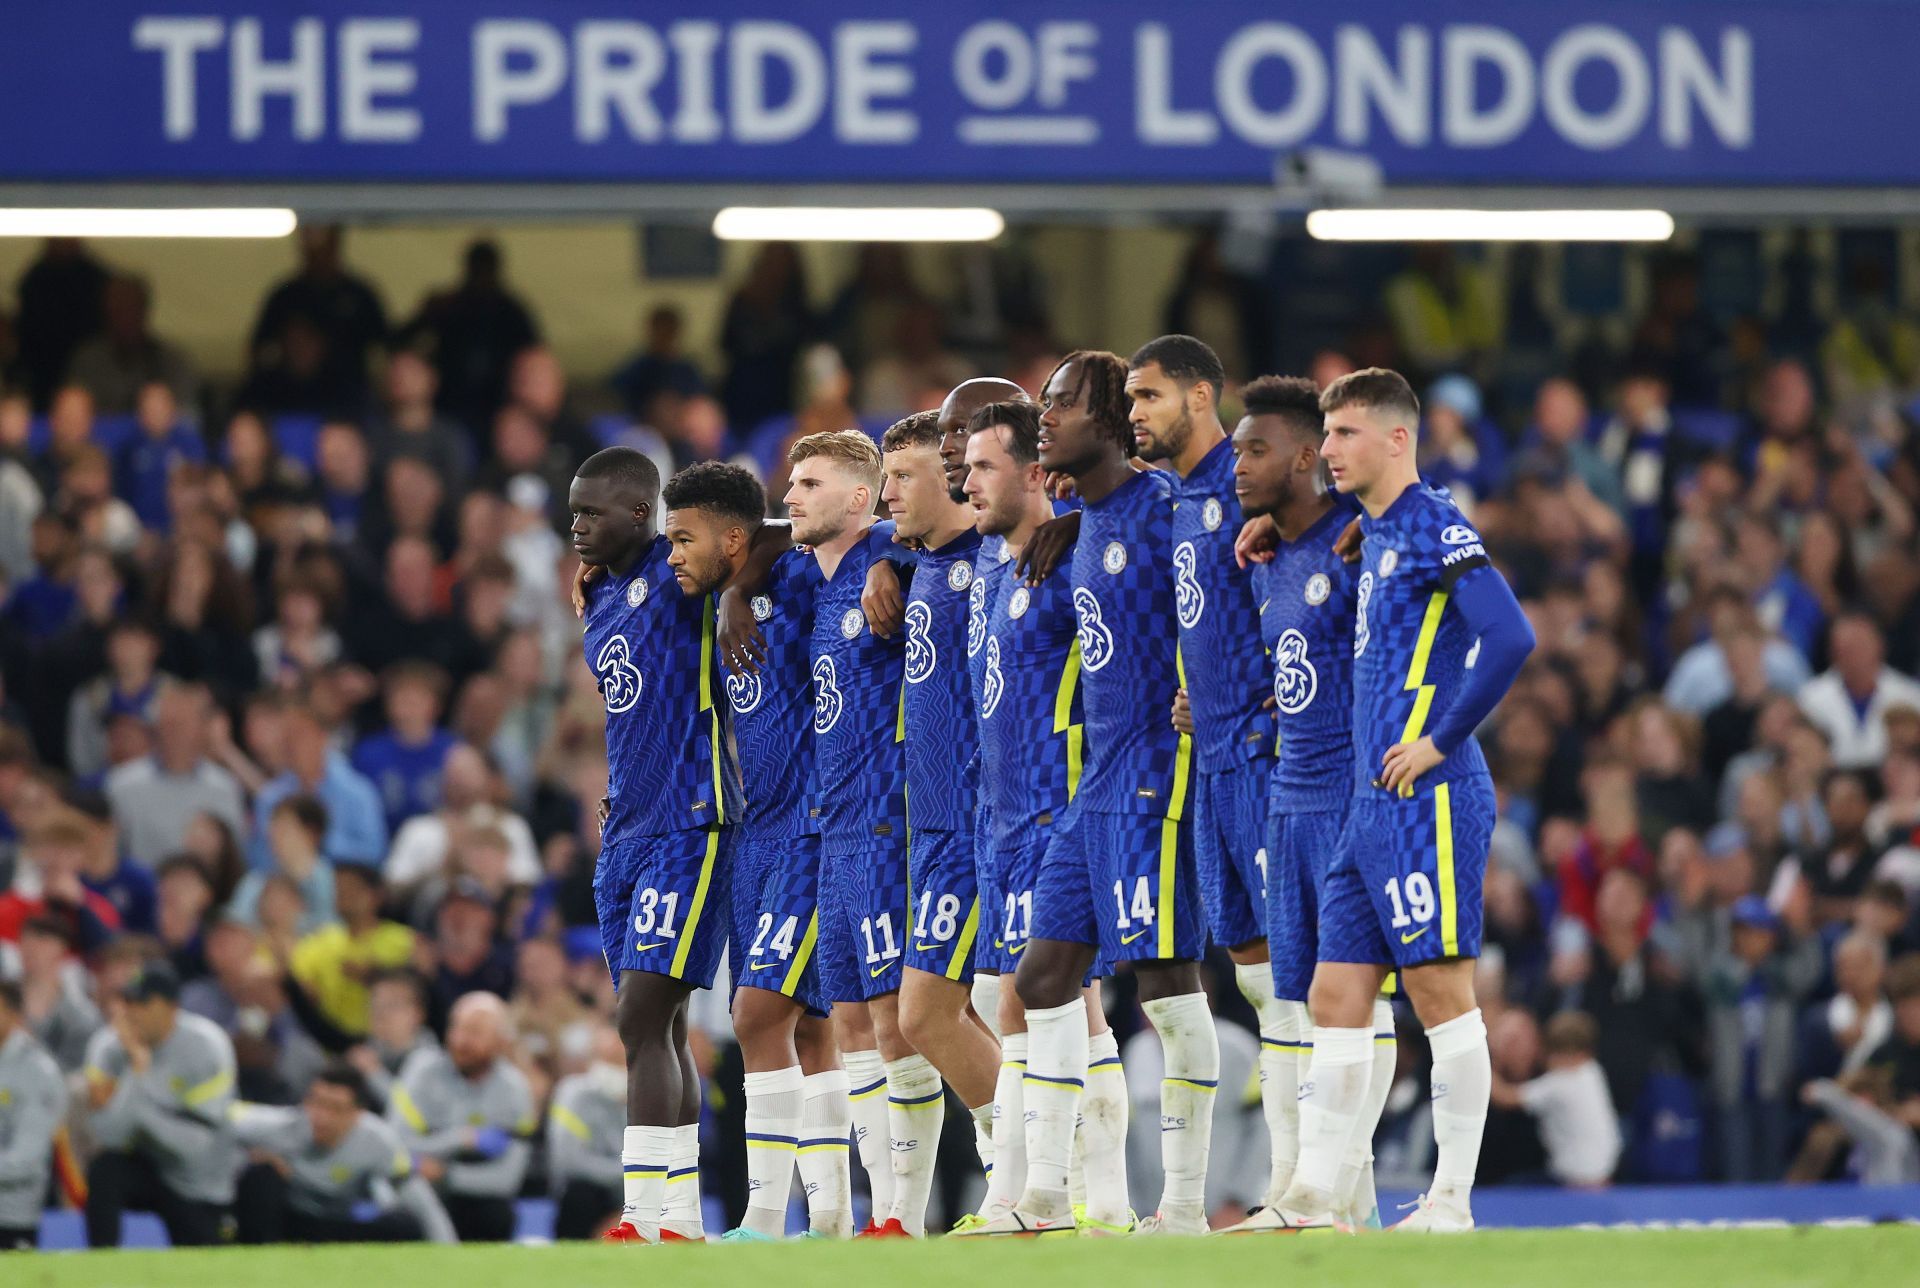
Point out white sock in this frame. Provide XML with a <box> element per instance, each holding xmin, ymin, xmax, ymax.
<box><xmin>1336</xmin><ymin>1000</ymin><xmax>1397</xmax><ymax>1222</ymax></box>
<box><xmin>980</xmin><ymin>1034</ymin><xmax>1027</xmax><ymax>1218</ymax></box>
<box><xmin>1288</xmin><ymin>1026</ymin><xmax>1374</xmax><ymax>1212</ymax></box>
<box><xmin>742</xmin><ymin>1066</ymin><xmax>803</xmax><ymax>1236</ymax></box>
<box><xmin>797</xmin><ymin>1070</ymin><xmax>853</xmax><ymax>1237</ymax></box>
<box><xmin>970</xmin><ymin>1100</ymin><xmax>995</xmax><ymax>1178</ymax></box>
<box><xmin>1235</xmin><ymin>963</ymin><xmax>1295</xmax><ymax>1207</ymax></box>
<box><xmin>843</xmin><ymin>1049</ymin><xmax>894</xmax><ymax>1223</ymax></box>
<box><xmin>1143</xmin><ymin>992</ymin><xmax>1218</xmax><ymax>1224</ymax></box>
<box><xmin>661</xmin><ymin>1122</ymin><xmax>704</xmax><ymax>1237</ymax></box>
<box><xmin>971</xmin><ymin>973</ymin><xmax>1003</xmax><ymax>1038</ymax></box>
<box><xmin>1020</xmin><ymin>1001</ymin><xmax>1087</xmax><ymax>1219</ymax></box>
<box><xmin>1261</xmin><ymin>999</ymin><xmax>1307</xmax><ymax>1207</ymax></box>
<box><xmin>884</xmin><ymin>1054</ymin><xmax>944</xmax><ymax>1236</ymax></box>
<box><xmin>621</xmin><ymin>1123</ymin><xmax>674</xmax><ymax>1237</ymax></box>
<box><xmin>1080</xmin><ymin>1029</ymin><xmax>1131</xmax><ymax>1226</ymax></box>
<box><xmin>1427</xmin><ymin>1008</ymin><xmax>1490</xmax><ymax>1209</ymax></box>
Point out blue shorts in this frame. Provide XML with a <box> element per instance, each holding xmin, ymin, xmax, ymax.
<box><xmin>1319</xmin><ymin>777</ymin><xmax>1494</xmax><ymax>970</ymax></box>
<box><xmin>973</xmin><ymin>816</ymin><xmax>1001</xmax><ymax>974</ymax></box>
<box><xmin>906</xmin><ymin>828</ymin><xmax>982</xmax><ymax>983</ymax></box>
<box><xmin>1194</xmin><ymin>758</ymin><xmax>1271</xmax><ymax>950</ymax></box>
<box><xmin>1030</xmin><ymin>809</ymin><xmax>1206</xmax><ymax>964</ymax></box>
<box><xmin>734</xmin><ymin>831</ymin><xmax>827</xmax><ymax>1015</ymax></box>
<box><xmin>817</xmin><ymin>840</ymin><xmax>910</xmax><ymax>1004</ymax></box>
<box><xmin>594</xmin><ymin>826</ymin><xmax>733</xmax><ymax>989</ymax></box>
<box><xmin>1266</xmin><ymin>804</ymin><xmax>1347</xmax><ymax>1002</ymax></box>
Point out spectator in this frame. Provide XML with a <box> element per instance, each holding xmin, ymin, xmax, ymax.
<box><xmin>368</xmin><ymin>350</ymin><xmax>472</xmax><ymax>492</ymax></box>
<box><xmin>153</xmin><ymin>855</ymin><xmax>216</xmax><ymax>979</ymax></box>
<box><xmin>66</xmin><ymin>616</ymin><xmax>171</xmax><ymax>783</ymax></box>
<box><xmin>1799</xmin><ymin>613</ymin><xmax>1920</xmax><ymax>770</ymax></box>
<box><xmin>720</xmin><ymin>242</ymin><xmax>812</xmax><ymax>435</ymax></box>
<box><xmin>507</xmin><ymin>935</ymin><xmax>589</xmax><ymax>1088</ymax></box>
<box><xmin>13</xmin><ymin>238</ymin><xmax>108</xmax><ymax>408</ymax></box>
<box><xmin>222</xmin><ymin>407</ymin><xmax>310</xmax><ymax>510</ymax></box>
<box><xmin>1558</xmin><ymin>757</ymin><xmax>1653</xmax><ymax>933</ymax></box>
<box><xmin>385</xmin><ymin>991</ymin><xmax>533</xmax><ymax>1243</ymax></box>
<box><xmin>0</xmin><ymin>392</ymin><xmax>43</xmax><ymax>584</ymax></box>
<box><xmin>1384</xmin><ymin>245</ymin><xmax>1503</xmax><ymax>384</ymax></box>
<box><xmin>1500</xmin><ymin>1011</ymin><xmax>1621</xmax><ymax>1188</ymax></box>
<box><xmin>58</xmin><ymin>444</ymin><xmax>141</xmax><ymax>558</ymax></box>
<box><xmin>1795</xmin><ymin>770</ymin><xmax>1886</xmax><ymax>927</ymax></box>
<box><xmin>419</xmin><ymin>882</ymin><xmax>515</xmax><ymax>1030</ymax></box>
<box><xmin>249</xmin><ymin>700</ymin><xmax>386</xmax><ymax>870</ymax></box>
<box><xmin>149</xmin><ymin>536</ymin><xmax>257</xmax><ymax>691</ymax></box>
<box><xmin>233</xmin><ymin>1060</ymin><xmax>456</xmax><ymax>1244</ymax></box>
<box><xmin>67</xmin><ymin>275</ymin><xmax>198</xmax><ymax>416</ymax></box>
<box><xmin>1869</xmin><ymin>746</ymin><xmax>1920</xmax><ymax>851</ymax></box>
<box><xmin>1417</xmin><ymin>374</ymin><xmax>1504</xmax><ymax>510</ymax></box>
<box><xmin>1864</xmin><ymin>955</ymin><xmax>1920</xmax><ymax>1141</ymax></box>
<box><xmin>231</xmin><ymin>795</ymin><xmax>336</xmax><ymax>932</ymax></box>
<box><xmin>372</xmin><ymin>456</ymin><xmax>454</xmax><ymax>558</ymax></box>
<box><xmin>386</xmin><ymin>744</ymin><xmax>541</xmax><ymax>896</ymax></box>
<box><xmin>353</xmin><ymin>662</ymin><xmax>459</xmax><ymax>835</ymax></box>
<box><xmin>547</xmin><ymin>1023</ymin><xmax>628</xmax><ymax>1239</ymax></box>
<box><xmin>179</xmin><ymin>811</ymin><xmax>246</xmax><ymax>907</ymax></box>
<box><xmin>253</xmin><ymin>569</ymin><xmax>344</xmax><ymax>692</ymax></box>
<box><xmin>248</xmin><ymin>225</ymin><xmax>388</xmax><ymax>414</ymax></box>
<box><xmin>83</xmin><ymin>960</ymin><xmax>240</xmax><ymax>1247</ymax></box>
<box><xmin>1627</xmin><ymin>700</ymin><xmax>1717</xmax><ymax>849</ymax></box>
<box><xmin>106</xmin><ymin>683</ymin><xmax>246</xmax><ymax>867</ymax></box>
<box><xmin>347</xmin><ymin>537</ymin><xmax>488</xmax><ymax>684</ymax></box>
<box><xmin>1664</xmin><ymin>586</ymin><xmax>1812</xmax><ymax>717</ymax></box>
<box><xmin>1796</xmin><ymin>1067</ymin><xmax>1920</xmax><ymax>1184</ymax></box>
<box><xmin>1701</xmin><ymin>626</ymin><xmax>1779</xmax><ymax>788</ymax></box>
<box><xmin>610</xmin><ymin>305</ymin><xmax>707</xmax><ymax>419</ymax></box>
<box><xmin>1698</xmin><ymin>893</ymin><xmax>1824</xmax><ymax>1181</ymax></box>
<box><xmin>179</xmin><ymin>917</ymin><xmax>324</xmax><ymax>1105</ymax></box>
<box><xmin>399</xmin><ymin>240</ymin><xmax>539</xmax><ymax>436</ymax></box>
<box><xmin>347</xmin><ymin>969</ymin><xmax>438</xmax><ymax>1109</ymax></box>
<box><xmin>14</xmin><ymin>914</ymin><xmax>100</xmax><ymax>1072</ymax></box>
<box><xmin>0</xmin><ymin>815</ymin><xmax>121</xmax><ymax>951</ymax></box>
<box><xmin>289</xmin><ymin>863</ymin><xmax>415</xmax><ymax>1043</ymax></box>
<box><xmin>314</xmin><ymin>420</ymin><xmax>375</xmax><ymax>548</ymax></box>
<box><xmin>0</xmin><ymin>977</ymin><xmax>65</xmax><ymax>1250</ymax></box>
<box><xmin>1478</xmin><ymin>1008</ymin><xmax>1548</xmax><ymax>1185</ymax></box>
<box><xmin>1803</xmin><ymin>931</ymin><xmax>1894</xmax><ymax>1085</ymax></box>
<box><xmin>1735</xmin><ymin>515</ymin><xmax>1825</xmax><ymax>666</ymax></box>
<box><xmin>66</xmin><ymin>789</ymin><xmax>154</xmax><ymax>934</ymax></box>
<box><xmin>1161</xmin><ymin>229</ymin><xmax>1271</xmax><ymax>393</ymax></box>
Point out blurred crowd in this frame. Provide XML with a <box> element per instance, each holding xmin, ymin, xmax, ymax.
<box><xmin>3</xmin><ymin>220</ymin><xmax>1920</xmax><ymax>1246</ymax></box>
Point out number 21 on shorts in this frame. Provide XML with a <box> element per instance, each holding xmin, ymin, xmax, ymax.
<box><xmin>1384</xmin><ymin>873</ymin><xmax>1436</xmax><ymax>940</ymax></box>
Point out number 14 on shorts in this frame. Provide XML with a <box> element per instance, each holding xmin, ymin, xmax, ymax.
<box><xmin>1113</xmin><ymin>876</ymin><xmax>1155</xmax><ymax>941</ymax></box>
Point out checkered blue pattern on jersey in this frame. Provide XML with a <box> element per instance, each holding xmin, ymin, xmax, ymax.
<box><xmin>810</xmin><ymin>531</ymin><xmax>907</xmax><ymax>847</ymax></box>
<box><xmin>728</xmin><ymin>546</ymin><xmax>822</xmax><ymax>842</ymax></box>
<box><xmin>1253</xmin><ymin>505</ymin><xmax>1361</xmax><ymax>815</ymax></box>
<box><xmin>902</xmin><ymin>529</ymin><xmax>984</xmax><ymax>833</ymax></box>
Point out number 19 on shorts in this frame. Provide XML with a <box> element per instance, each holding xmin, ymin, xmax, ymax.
<box><xmin>1385</xmin><ymin>873</ymin><xmax>1436</xmax><ymax>934</ymax></box>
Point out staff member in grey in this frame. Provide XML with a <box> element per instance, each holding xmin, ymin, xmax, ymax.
<box><xmin>234</xmin><ymin>1061</ymin><xmax>457</xmax><ymax>1244</ymax></box>
<box><xmin>0</xmin><ymin>979</ymin><xmax>66</xmax><ymax>1250</ymax></box>
<box><xmin>548</xmin><ymin>1024</ymin><xmax>627</xmax><ymax>1239</ymax></box>
<box><xmin>83</xmin><ymin>960</ymin><xmax>240</xmax><ymax>1247</ymax></box>
<box><xmin>386</xmin><ymin>991</ymin><xmax>532</xmax><ymax>1243</ymax></box>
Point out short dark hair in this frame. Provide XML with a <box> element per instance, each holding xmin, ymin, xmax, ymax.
<box><xmin>1049</xmin><ymin>350</ymin><xmax>1134</xmax><ymax>453</ymax></box>
<box><xmin>20</xmin><ymin>914</ymin><xmax>74</xmax><ymax>947</ymax></box>
<box><xmin>1130</xmin><ymin>335</ymin><xmax>1226</xmax><ymax>401</ymax></box>
<box><xmin>967</xmin><ymin>401</ymin><xmax>1043</xmax><ymax>466</ymax></box>
<box><xmin>1320</xmin><ymin>367</ymin><xmax>1421</xmax><ymax>423</ymax></box>
<box><xmin>370</xmin><ymin>967</ymin><xmax>430</xmax><ymax>1011</ymax></box>
<box><xmin>271</xmin><ymin>794</ymin><xmax>329</xmax><ymax>843</ymax></box>
<box><xmin>334</xmin><ymin>860</ymin><xmax>384</xmax><ymax>893</ymax></box>
<box><xmin>154</xmin><ymin>854</ymin><xmax>214</xmax><ymax>890</ymax></box>
<box><xmin>1240</xmin><ymin>374</ymin><xmax>1325</xmax><ymax>444</ymax></box>
<box><xmin>313</xmin><ymin>1059</ymin><xmax>372</xmax><ymax>1109</ymax></box>
<box><xmin>574</xmin><ymin>446</ymin><xmax>660</xmax><ymax>501</ymax></box>
<box><xmin>661</xmin><ymin>461</ymin><xmax>766</xmax><ymax>528</ymax></box>
<box><xmin>880</xmin><ymin>410</ymin><xmax>943</xmax><ymax>454</ymax></box>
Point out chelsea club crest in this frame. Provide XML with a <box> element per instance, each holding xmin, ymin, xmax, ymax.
<box><xmin>1305</xmin><ymin>573</ymin><xmax>1330</xmax><ymax>605</ymax></box>
<box><xmin>1103</xmin><ymin>541</ymin><xmax>1128</xmax><ymax>574</ymax></box>
<box><xmin>1009</xmin><ymin>587</ymin><xmax>1031</xmax><ymax>618</ymax></box>
<box><xmin>840</xmin><ymin>608</ymin><xmax>864</xmax><ymax>638</ymax></box>
<box><xmin>750</xmin><ymin>595</ymin><xmax>772</xmax><ymax>622</ymax></box>
<box><xmin>1379</xmin><ymin>549</ymin><xmax>1399</xmax><ymax>579</ymax></box>
<box><xmin>1202</xmin><ymin>498</ymin><xmax>1223</xmax><ymax>531</ymax></box>
<box><xmin>626</xmin><ymin>578</ymin><xmax>648</xmax><ymax>607</ymax></box>
<box><xmin>948</xmin><ymin>562</ymin><xmax>973</xmax><ymax>591</ymax></box>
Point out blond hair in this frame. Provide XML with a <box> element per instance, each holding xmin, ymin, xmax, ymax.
<box><xmin>789</xmin><ymin>428</ymin><xmax>883</xmax><ymax>490</ymax></box>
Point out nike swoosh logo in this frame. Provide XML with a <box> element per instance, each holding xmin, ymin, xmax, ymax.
<box><xmin>749</xmin><ymin>961</ymin><xmax>782</xmax><ymax>971</ymax></box>
<box><xmin>1006</xmin><ymin>942</ymin><xmax>1028</xmax><ymax>956</ymax></box>
<box><xmin>913</xmin><ymin>942</ymin><xmax>940</xmax><ymax>952</ymax></box>
<box><xmin>1400</xmin><ymin>927</ymin><xmax>1430</xmax><ymax>945</ymax></box>
<box><xmin>1120</xmin><ymin>930</ymin><xmax>1149</xmax><ymax>946</ymax></box>
<box><xmin>635</xmin><ymin>942</ymin><xmax>667</xmax><ymax>952</ymax></box>
<box><xmin>869</xmin><ymin>960</ymin><xmax>898</xmax><ymax>979</ymax></box>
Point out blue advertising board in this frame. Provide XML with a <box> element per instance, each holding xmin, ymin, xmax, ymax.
<box><xmin>0</xmin><ymin>4</ymin><xmax>1911</xmax><ymax>185</ymax></box>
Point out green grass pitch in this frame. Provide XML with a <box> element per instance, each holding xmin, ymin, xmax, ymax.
<box><xmin>10</xmin><ymin>1227</ymin><xmax>1917</xmax><ymax>1288</ymax></box>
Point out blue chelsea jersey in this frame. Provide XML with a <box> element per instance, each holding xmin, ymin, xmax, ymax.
<box><xmin>902</xmin><ymin>529</ymin><xmax>983</xmax><ymax>833</ymax></box>
<box><xmin>582</xmin><ymin>535</ymin><xmax>741</xmax><ymax>846</ymax></box>
<box><xmin>1351</xmin><ymin>485</ymin><xmax>1497</xmax><ymax>793</ymax></box>
<box><xmin>1069</xmin><ymin>468</ymin><xmax>1191</xmax><ymax>818</ymax></box>
<box><xmin>727</xmin><ymin>546</ymin><xmax>822</xmax><ymax>840</ymax></box>
<box><xmin>809</xmin><ymin>527</ymin><xmax>907</xmax><ymax>845</ymax></box>
<box><xmin>1253</xmin><ymin>505</ymin><xmax>1359</xmax><ymax>811</ymax></box>
<box><xmin>969</xmin><ymin>546</ymin><xmax>1084</xmax><ymax>848</ymax></box>
<box><xmin>1172</xmin><ymin>438</ymin><xmax>1274</xmax><ymax>772</ymax></box>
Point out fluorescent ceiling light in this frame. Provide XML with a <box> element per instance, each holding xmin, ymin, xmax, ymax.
<box><xmin>1305</xmin><ymin>208</ymin><xmax>1674</xmax><ymax>242</ymax></box>
<box><xmin>0</xmin><ymin>208</ymin><xmax>298</xmax><ymax>238</ymax></box>
<box><xmin>713</xmin><ymin>207</ymin><xmax>1004</xmax><ymax>242</ymax></box>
